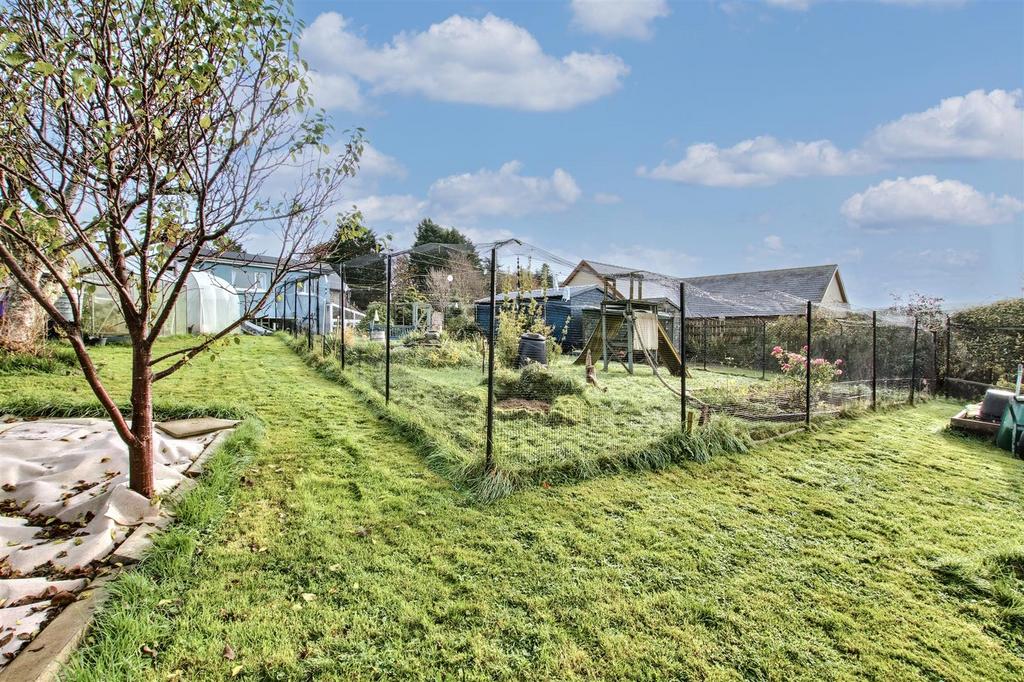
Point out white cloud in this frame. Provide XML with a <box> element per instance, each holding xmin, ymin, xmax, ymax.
<box><xmin>639</xmin><ymin>136</ymin><xmax>876</xmax><ymax>187</ymax></box>
<box><xmin>352</xmin><ymin>162</ymin><xmax>582</xmax><ymax>228</ymax></box>
<box><xmin>765</xmin><ymin>0</ymin><xmax>965</xmax><ymax>9</ymax></box>
<box><xmin>593</xmin><ymin>192</ymin><xmax>623</xmax><ymax>204</ymax></box>
<box><xmin>841</xmin><ymin>175</ymin><xmax>1024</xmax><ymax>227</ymax></box>
<box><xmin>763</xmin><ymin>234</ymin><xmax>784</xmax><ymax>251</ymax></box>
<box><xmin>354</xmin><ymin>194</ymin><xmax>426</xmax><ymax>224</ymax></box>
<box><xmin>307</xmin><ymin>72</ymin><xmax>368</xmax><ymax>113</ymax></box>
<box><xmin>358</xmin><ymin>143</ymin><xmax>406</xmax><ymax>179</ymax></box>
<box><xmin>640</xmin><ymin>88</ymin><xmax>1020</xmax><ymax>188</ymax></box>
<box><xmin>427</xmin><ymin>161</ymin><xmax>581</xmax><ymax>220</ymax></box>
<box><xmin>866</xmin><ymin>89</ymin><xmax>1024</xmax><ymax>160</ymax></box>
<box><xmin>570</xmin><ymin>0</ymin><xmax>670</xmax><ymax>40</ymax></box>
<box><xmin>597</xmin><ymin>245</ymin><xmax>699</xmax><ymax>275</ymax></box>
<box><xmin>301</xmin><ymin>12</ymin><xmax>628</xmax><ymax>112</ymax></box>
<box><xmin>915</xmin><ymin>248</ymin><xmax>981</xmax><ymax>267</ymax></box>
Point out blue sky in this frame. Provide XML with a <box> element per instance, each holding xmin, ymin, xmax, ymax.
<box><xmin>288</xmin><ymin>0</ymin><xmax>1024</xmax><ymax>307</ymax></box>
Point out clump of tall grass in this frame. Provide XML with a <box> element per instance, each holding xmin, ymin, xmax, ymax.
<box><xmin>0</xmin><ymin>344</ymin><xmax>77</xmax><ymax>375</ymax></box>
<box><xmin>493</xmin><ymin>362</ymin><xmax>584</xmax><ymax>402</ymax></box>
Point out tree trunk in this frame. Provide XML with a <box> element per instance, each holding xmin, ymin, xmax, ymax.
<box><xmin>128</xmin><ymin>344</ymin><xmax>155</xmax><ymax>497</ymax></box>
<box><xmin>0</xmin><ymin>263</ymin><xmax>50</xmax><ymax>353</ymax></box>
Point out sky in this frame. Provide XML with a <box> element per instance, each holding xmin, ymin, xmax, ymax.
<box><xmin>281</xmin><ymin>0</ymin><xmax>1024</xmax><ymax>308</ymax></box>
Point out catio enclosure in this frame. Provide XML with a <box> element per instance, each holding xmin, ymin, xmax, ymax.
<box><xmin>296</xmin><ymin>239</ymin><xmax>947</xmax><ymax>494</ymax></box>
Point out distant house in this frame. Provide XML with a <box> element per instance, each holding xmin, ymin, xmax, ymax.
<box><xmin>563</xmin><ymin>260</ymin><xmax>848</xmax><ymax>318</ymax></box>
<box><xmin>681</xmin><ymin>264</ymin><xmax>847</xmax><ymax>318</ymax></box>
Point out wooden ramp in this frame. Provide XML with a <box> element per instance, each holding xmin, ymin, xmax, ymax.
<box><xmin>574</xmin><ymin>317</ymin><xmax>624</xmax><ymax>365</ymax></box>
<box><xmin>657</xmin><ymin>321</ymin><xmax>690</xmax><ymax>377</ymax></box>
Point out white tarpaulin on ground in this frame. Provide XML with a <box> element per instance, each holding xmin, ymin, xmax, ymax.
<box><xmin>0</xmin><ymin>418</ymin><xmax>215</xmax><ymax>667</ymax></box>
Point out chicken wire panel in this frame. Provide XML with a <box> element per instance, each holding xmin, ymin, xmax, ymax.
<box><xmin>874</xmin><ymin>311</ymin><xmax>918</xmax><ymax>407</ymax></box>
<box><xmin>338</xmin><ymin>253</ymin><xmax>389</xmax><ymax>397</ymax></box>
<box><xmin>680</xmin><ymin>283</ymin><xmax>816</xmax><ymax>423</ymax></box>
<box><xmin>487</xmin><ymin>241</ymin><xmax>683</xmax><ymax>475</ymax></box>
<box><xmin>810</xmin><ymin>303</ymin><xmax>874</xmax><ymax>416</ymax></box>
<box><xmin>386</xmin><ymin>244</ymin><xmax>490</xmax><ymax>459</ymax></box>
<box><xmin>945</xmin><ymin>322</ymin><xmax>1024</xmax><ymax>399</ymax></box>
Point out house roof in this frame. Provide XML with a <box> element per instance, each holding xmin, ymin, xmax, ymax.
<box><xmin>196</xmin><ymin>248</ymin><xmax>327</xmax><ymax>274</ymax></box>
<box><xmin>475</xmin><ymin>284</ymin><xmax>600</xmax><ymax>305</ymax></box>
<box><xmin>681</xmin><ymin>264</ymin><xmax>844</xmax><ymax>317</ymax></box>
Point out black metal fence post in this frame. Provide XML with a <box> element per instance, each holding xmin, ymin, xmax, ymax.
<box><xmin>339</xmin><ymin>265</ymin><xmax>346</xmax><ymax>370</ymax></box>
<box><xmin>385</xmin><ymin>254</ymin><xmax>392</xmax><ymax>404</ymax></box>
<box><xmin>680</xmin><ymin>282</ymin><xmax>686</xmax><ymax>426</ymax></box>
<box><xmin>944</xmin><ymin>314</ymin><xmax>951</xmax><ymax>398</ymax></box>
<box><xmin>761</xmin><ymin>318</ymin><xmax>767</xmax><ymax>380</ymax></box>
<box><xmin>291</xmin><ymin>280</ymin><xmax>297</xmax><ymax>337</ymax></box>
<box><xmin>805</xmin><ymin>301</ymin><xmax>812</xmax><ymax>426</ymax></box>
<box><xmin>485</xmin><ymin>246</ymin><xmax>498</xmax><ymax>468</ymax></box>
<box><xmin>316</xmin><ymin>266</ymin><xmax>323</xmax><ymax>355</ymax></box>
<box><xmin>910</xmin><ymin>317</ymin><xmax>919</xmax><ymax>405</ymax></box>
<box><xmin>871</xmin><ymin>310</ymin><xmax>877</xmax><ymax>410</ymax></box>
<box><xmin>702</xmin><ymin>318</ymin><xmax>708</xmax><ymax>371</ymax></box>
<box><xmin>306</xmin><ymin>276</ymin><xmax>313</xmax><ymax>351</ymax></box>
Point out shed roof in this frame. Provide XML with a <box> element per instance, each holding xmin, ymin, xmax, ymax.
<box><xmin>475</xmin><ymin>284</ymin><xmax>601</xmax><ymax>305</ymax></box>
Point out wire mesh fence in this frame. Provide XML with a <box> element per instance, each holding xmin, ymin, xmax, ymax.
<box><xmin>295</xmin><ymin>238</ymin><xmax>961</xmax><ymax>495</ymax></box>
<box><xmin>943</xmin><ymin>319</ymin><xmax>1024</xmax><ymax>400</ymax></box>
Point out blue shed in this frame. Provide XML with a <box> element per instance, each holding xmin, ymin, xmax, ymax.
<box><xmin>474</xmin><ymin>285</ymin><xmax>605</xmax><ymax>350</ymax></box>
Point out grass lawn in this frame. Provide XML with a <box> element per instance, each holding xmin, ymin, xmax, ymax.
<box><xmin>300</xmin><ymin>336</ymin><xmax>789</xmax><ymax>497</ymax></box>
<box><xmin>1</xmin><ymin>336</ymin><xmax>1022</xmax><ymax>680</ymax></box>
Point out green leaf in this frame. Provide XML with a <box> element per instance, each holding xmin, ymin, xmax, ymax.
<box><xmin>199</xmin><ymin>114</ymin><xmax>211</xmax><ymax>129</ymax></box>
<box><xmin>3</xmin><ymin>52</ymin><xmax>29</xmax><ymax>67</ymax></box>
<box><xmin>31</xmin><ymin>61</ymin><xmax>56</xmax><ymax>76</ymax></box>
<box><xmin>111</xmin><ymin>76</ymin><xmax>130</xmax><ymax>88</ymax></box>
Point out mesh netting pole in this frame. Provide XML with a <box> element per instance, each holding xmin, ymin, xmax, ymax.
<box><xmin>306</xmin><ymin>276</ymin><xmax>312</xmax><ymax>351</ymax></box>
<box><xmin>944</xmin><ymin>314</ymin><xmax>951</xmax><ymax>398</ymax></box>
<box><xmin>761</xmin><ymin>318</ymin><xmax>767</xmax><ymax>380</ymax></box>
<box><xmin>340</xmin><ymin>265</ymin><xmax>346</xmax><ymax>370</ymax></box>
<box><xmin>910</xmin><ymin>317</ymin><xmax>919</xmax><ymax>406</ymax></box>
<box><xmin>931</xmin><ymin>329</ymin><xmax>938</xmax><ymax>395</ymax></box>
<box><xmin>871</xmin><ymin>310</ymin><xmax>877</xmax><ymax>410</ymax></box>
<box><xmin>805</xmin><ymin>301</ymin><xmax>812</xmax><ymax>426</ymax></box>
<box><xmin>680</xmin><ymin>281</ymin><xmax>686</xmax><ymax>426</ymax></box>
<box><xmin>702</xmin><ymin>318</ymin><xmax>708</xmax><ymax>371</ymax></box>
<box><xmin>316</xmin><ymin>265</ymin><xmax>323</xmax><ymax>355</ymax></box>
<box><xmin>485</xmin><ymin>246</ymin><xmax>497</xmax><ymax>468</ymax></box>
<box><xmin>385</xmin><ymin>254</ymin><xmax>392</xmax><ymax>404</ymax></box>
<box><xmin>292</xmin><ymin>280</ymin><xmax>297</xmax><ymax>337</ymax></box>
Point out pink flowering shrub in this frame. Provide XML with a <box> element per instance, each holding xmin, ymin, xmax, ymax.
<box><xmin>771</xmin><ymin>345</ymin><xmax>844</xmax><ymax>387</ymax></box>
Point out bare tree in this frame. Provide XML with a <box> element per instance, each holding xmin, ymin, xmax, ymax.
<box><xmin>424</xmin><ymin>252</ymin><xmax>487</xmax><ymax>312</ymax></box>
<box><xmin>0</xmin><ymin>0</ymin><xmax>362</xmax><ymax>496</ymax></box>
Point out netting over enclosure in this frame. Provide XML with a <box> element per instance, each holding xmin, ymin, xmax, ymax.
<box><xmin>297</xmin><ymin>238</ymin><xmax>953</xmax><ymax>498</ymax></box>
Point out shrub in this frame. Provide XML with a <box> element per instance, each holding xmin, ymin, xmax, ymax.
<box><xmin>445</xmin><ymin>313</ymin><xmax>480</xmax><ymax>341</ymax></box>
<box><xmin>394</xmin><ymin>338</ymin><xmax>482</xmax><ymax>369</ymax></box>
<box><xmin>493</xmin><ymin>362</ymin><xmax>584</xmax><ymax>402</ymax></box>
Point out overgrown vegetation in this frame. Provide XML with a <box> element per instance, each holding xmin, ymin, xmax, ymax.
<box><xmin>0</xmin><ymin>343</ymin><xmax>76</xmax><ymax>375</ymax></box>
<box><xmin>0</xmin><ymin>336</ymin><xmax>1019</xmax><ymax>679</ymax></box>
<box><xmin>286</xmin><ymin>334</ymin><xmax>758</xmax><ymax>500</ymax></box>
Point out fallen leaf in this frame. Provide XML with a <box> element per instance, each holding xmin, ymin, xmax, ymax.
<box><xmin>231</xmin><ymin>664</ymin><xmax>243</xmax><ymax>677</ymax></box>
<box><xmin>354</xmin><ymin>526</ymin><xmax>370</xmax><ymax>538</ymax></box>
<box><xmin>222</xmin><ymin>643</ymin><xmax>236</xmax><ymax>660</ymax></box>
<box><xmin>141</xmin><ymin>644</ymin><xmax>157</xmax><ymax>658</ymax></box>
<box><xmin>301</xmin><ymin>593</ymin><xmax>315</xmax><ymax>602</ymax></box>
<box><xmin>0</xmin><ymin>632</ymin><xmax>13</xmax><ymax>647</ymax></box>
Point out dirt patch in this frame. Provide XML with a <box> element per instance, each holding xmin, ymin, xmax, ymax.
<box><xmin>496</xmin><ymin>399</ymin><xmax>550</xmax><ymax>414</ymax></box>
